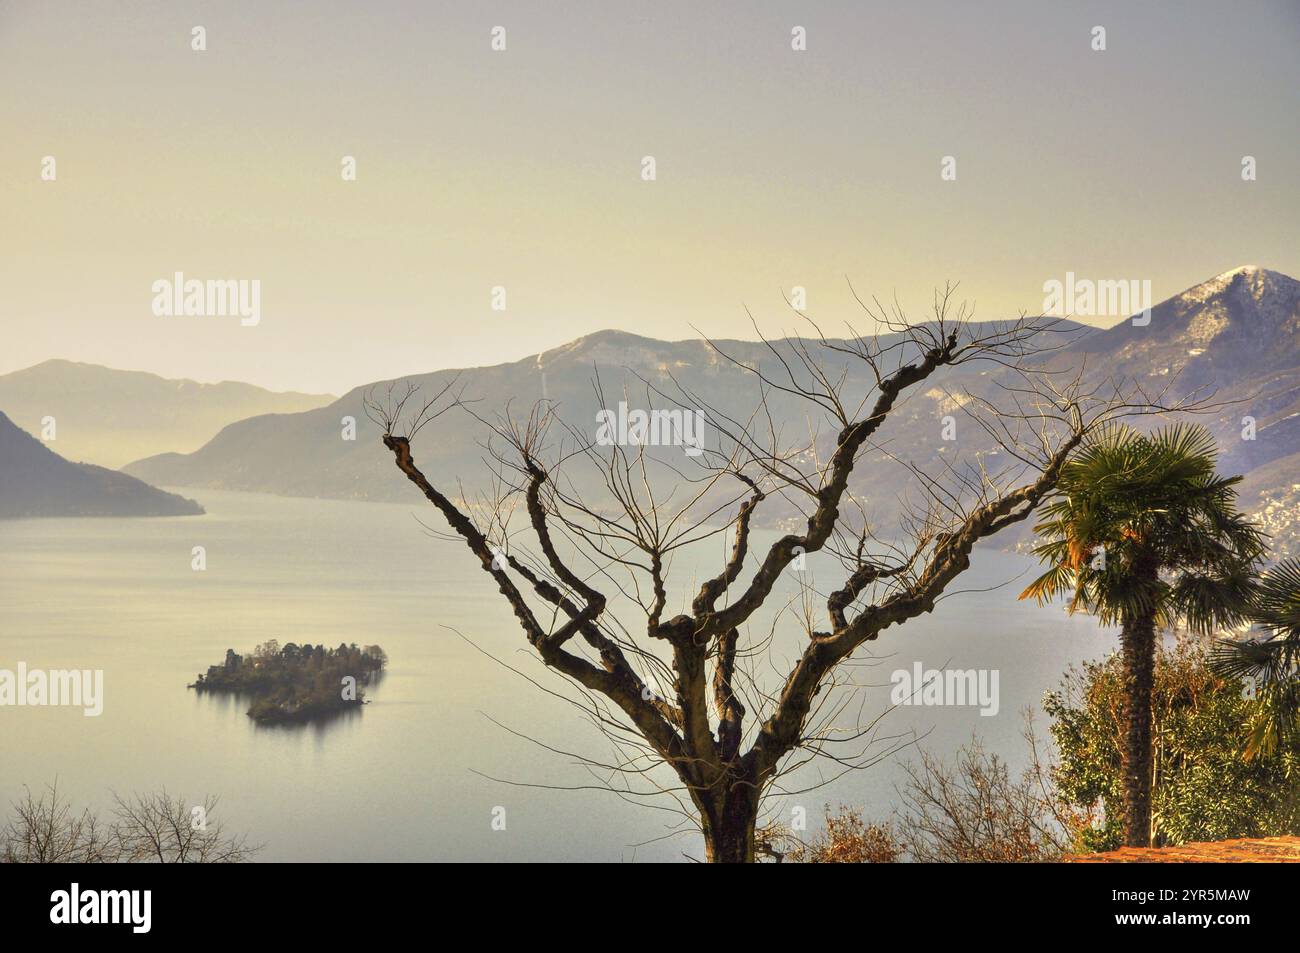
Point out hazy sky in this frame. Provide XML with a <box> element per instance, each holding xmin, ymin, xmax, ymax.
<box><xmin>3</xmin><ymin>0</ymin><xmax>1297</xmax><ymax>394</ymax></box>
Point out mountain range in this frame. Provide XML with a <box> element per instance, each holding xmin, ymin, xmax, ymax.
<box><xmin>3</xmin><ymin>266</ymin><xmax>1297</xmax><ymax>553</ymax></box>
<box><xmin>112</xmin><ymin>265</ymin><xmax>1300</xmax><ymax>554</ymax></box>
<box><xmin>1062</xmin><ymin>266</ymin><xmax>1300</xmax><ymax>556</ymax></box>
<box><xmin>0</xmin><ymin>411</ymin><xmax>202</xmax><ymax>518</ymax></box>
<box><xmin>0</xmin><ymin>360</ymin><xmax>334</xmax><ymax>469</ymax></box>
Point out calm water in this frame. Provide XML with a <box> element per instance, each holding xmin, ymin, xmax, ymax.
<box><xmin>0</xmin><ymin>489</ymin><xmax>1114</xmax><ymax>861</ymax></box>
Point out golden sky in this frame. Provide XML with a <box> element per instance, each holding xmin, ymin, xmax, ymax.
<box><xmin>3</xmin><ymin>0</ymin><xmax>1297</xmax><ymax>394</ymax></box>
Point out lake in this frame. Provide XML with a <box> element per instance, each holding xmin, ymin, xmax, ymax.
<box><xmin>0</xmin><ymin>489</ymin><xmax>1115</xmax><ymax>861</ymax></box>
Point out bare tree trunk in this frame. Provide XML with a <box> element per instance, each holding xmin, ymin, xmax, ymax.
<box><xmin>700</xmin><ymin>785</ymin><xmax>760</xmax><ymax>863</ymax></box>
<box><xmin>1119</xmin><ymin>580</ymin><xmax>1158</xmax><ymax>848</ymax></box>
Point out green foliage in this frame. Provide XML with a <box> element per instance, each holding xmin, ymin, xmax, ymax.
<box><xmin>191</xmin><ymin>641</ymin><xmax>387</xmax><ymax>723</ymax></box>
<box><xmin>1213</xmin><ymin>557</ymin><xmax>1300</xmax><ymax>756</ymax></box>
<box><xmin>1046</xmin><ymin>637</ymin><xmax>1300</xmax><ymax>851</ymax></box>
<box><xmin>1022</xmin><ymin>423</ymin><xmax>1264</xmax><ymax>631</ymax></box>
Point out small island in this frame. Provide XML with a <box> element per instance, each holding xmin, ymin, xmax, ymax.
<box><xmin>190</xmin><ymin>640</ymin><xmax>387</xmax><ymax>724</ymax></box>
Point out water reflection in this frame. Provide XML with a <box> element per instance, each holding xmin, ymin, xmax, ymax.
<box><xmin>189</xmin><ymin>671</ymin><xmax>386</xmax><ymax>739</ymax></box>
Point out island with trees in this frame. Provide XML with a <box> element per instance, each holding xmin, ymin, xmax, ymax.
<box><xmin>190</xmin><ymin>640</ymin><xmax>387</xmax><ymax>724</ymax></box>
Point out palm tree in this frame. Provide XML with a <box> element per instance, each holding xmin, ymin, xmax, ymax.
<box><xmin>1021</xmin><ymin>424</ymin><xmax>1264</xmax><ymax>847</ymax></box>
<box><xmin>1212</xmin><ymin>557</ymin><xmax>1300</xmax><ymax>759</ymax></box>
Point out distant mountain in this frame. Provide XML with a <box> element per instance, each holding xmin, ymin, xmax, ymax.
<box><xmin>1058</xmin><ymin>266</ymin><xmax>1300</xmax><ymax>553</ymax></box>
<box><xmin>1238</xmin><ymin>451</ymin><xmax>1300</xmax><ymax>562</ymax></box>
<box><xmin>1065</xmin><ymin>266</ymin><xmax>1300</xmax><ymax>384</ymax></box>
<box><xmin>121</xmin><ymin>266</ymin><xmax>1300</xmax><ymax>550</ymax></box>
<box><xmin>0</xmin><ymin>360</ymin><xmax>334</xmax><ymax>469</ymax></box>
<box><xmin>0</xmin><ymin>412</ymin><xmax>202</xmax><ymax>518</ymax></box>
<box><xmin>1062</xmin><ymin>266</ymin><xmax>1300</xmax><ymax>468</ymax></box>
<box><xmin>123</xmin><ymin>323</ymin><xmax>1042</xmax><ymax>511</ymax></box>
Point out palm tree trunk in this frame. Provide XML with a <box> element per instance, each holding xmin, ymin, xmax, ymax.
<box><xmin>1118</xmin><ymin>600</ymin><xmax>1158</xmax><ymax>848</ymax></box>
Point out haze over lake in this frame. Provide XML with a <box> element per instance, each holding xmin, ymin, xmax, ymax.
<box><xmin>0</xmin><ymin>487</ymin><xmax>1114</xmax><ymax>861</ymax></box>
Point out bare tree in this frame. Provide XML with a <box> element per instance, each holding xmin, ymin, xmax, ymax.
<box><xmin>894</xmin><ymin>724</ymin><xmax>1073</xmax><ymax>862</ymax></box>
<box><xmin>1</xmin><ymin>782</ymin><xmax>117</xmax><ymax>863</ymax></box>
<box><xmin>367</xmin><ymin>287</ymin><xmax>1208</xmax><ymax>862</ymax></box>
<box><xmin>764</xmin><ymin>717</ymin><xmax>1080</xmax><ymax>863</ymax></box>
<box><xmin>1</xmin><ymin>783</ymin><xmax>259</xmax><ymax>863</ymax></box>
<box><xmin>110</xmin><ymin>791</ymin><xmax>259</xmax><ymax>863</ymax></box>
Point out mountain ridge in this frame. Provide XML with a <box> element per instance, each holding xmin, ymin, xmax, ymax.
<box><xmin>0</xmin><ymin>360</ymin><xmax>335</xmax><ymax>469</ymax></box>
<box><xmin>0</xmin><ymin>412</ymin><xmax>203</xmax><ymax>519</ymax></box>
<box><xmin>113</xmin><ymin>266</ymin><xmax>1300</xmax><ymax>552</ymax></box>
